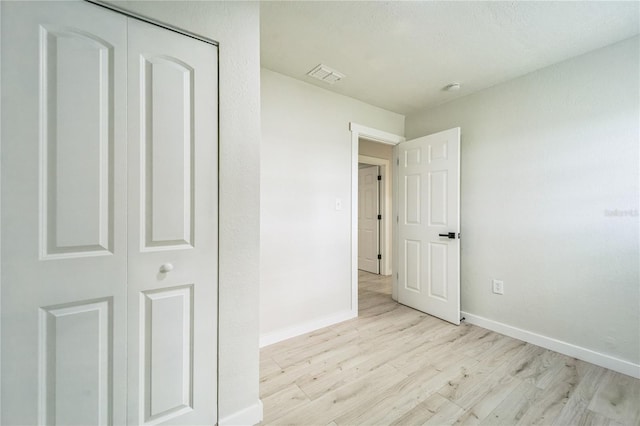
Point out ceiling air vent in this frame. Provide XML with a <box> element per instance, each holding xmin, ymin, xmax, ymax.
<box><xmin>307</xmin><ymin>64</ymin><xmax>345</xmax><ymax>84</ymax></box>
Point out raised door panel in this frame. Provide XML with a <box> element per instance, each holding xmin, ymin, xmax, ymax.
<box><xmin>428</xmin><ymin>171</ymin><xmax>448</xmax><ymax>227</ymax></box>
<box><xmin>404</xmin><ymin>239</ymin><xmax>421</xmax><ymax>292</ymax></box>
<box><xmin>39</xmin><ymin>299</ymin><xmax>112</xmax><ymax>425</ymax></box>
<box><xmin>428</xmin><ymin>243</ymin><xmax>448</xmax><ymax>301</ymax></box>
<box><xmin>141</xmin><ymin>286</ymin><xmax>194</xmax><ymax>422</ymax></box>
<box><xmin>141</xmin><ymin>56</ymin><xmax>194</xmax><ymax>250</ymax></box>
<box><xmin>404</xmin><ymin>174</ymin><xmax>421</xmax><ymax>225</ymax></box>
<box><xmin>40</xmin><ymin>27</ymin><xmax>115</xmax><ymax>258</ymax></box>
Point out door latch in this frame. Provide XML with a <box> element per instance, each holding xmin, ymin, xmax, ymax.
<box><xmin>438</xmin><ymin>232</ymin><xmax>456</xmax><ymax>239</ymax></box>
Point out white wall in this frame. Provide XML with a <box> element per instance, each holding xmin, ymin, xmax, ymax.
<box><xmin>406</xmin><ymin>37</ymin><xmax>640</xmax><ymax>368</ymax></box>
<box><xmin>104</xmin><ymin>1</ymin><xmax>262</xmax><ymax>422</ymax></box>
<box><xmin>260</xmin><ymin>69</ymin><xmax>404</xmax><ymax>343</ymax></box>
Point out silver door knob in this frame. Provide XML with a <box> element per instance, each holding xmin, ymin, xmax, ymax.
<box><xmin>159</xmin><ymin>263</ymin><xmax>174</xmax><ymax>273</ymax></box>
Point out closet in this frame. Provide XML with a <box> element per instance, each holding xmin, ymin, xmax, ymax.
<box><xmin>1</xmin><ymin>2</ymin><xmax>218</xmax><ymax>424</ymax></box>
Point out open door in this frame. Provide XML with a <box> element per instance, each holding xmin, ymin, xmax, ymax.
<box><xmin>395</xmin><ymin>128</ymin><xmax>461</xmax><ymax>324</ymax></box>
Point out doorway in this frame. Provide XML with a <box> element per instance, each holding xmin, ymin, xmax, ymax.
<box><xmin>349</xmin><ymin>123</ymin><xmax>405</xmax><ymax>315</ymax></box>
<box><xmin>351</xmin><ymin>123</ymin><xmax>462</xmax><ymax>326</ymax></box>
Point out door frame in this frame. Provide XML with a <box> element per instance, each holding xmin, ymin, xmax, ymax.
<box><xmin>87</xmin><ymin>0</ymin><xmax>217</xmax><ymax>46</ymax></box>
<box><xmin>349</xmin><ymin>123</ymin><xmax>404</xmax><ymax>315</ymax></box>
<box><xmin>0</xmin><ymin>3</ymin><xmax>4</xmax><ymax>417</ymax></box>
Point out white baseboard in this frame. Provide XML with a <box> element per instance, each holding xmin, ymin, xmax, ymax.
<box><xmin>218</xmin><ymin>400</ymin><xmax>263</xmax><ymax>426</ymax></box>
<box><xmin>259</xmin><ymin>309</ymin><xmax>357</xmax><ymax>348</ymax></box>
<box><xmin>461</xmin><ymin>311</ymin><xmax>640</xmax><ymax>379</ymax></box>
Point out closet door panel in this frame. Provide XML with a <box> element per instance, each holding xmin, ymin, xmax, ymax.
<box><xmin>1</xmin><ymin>2</ymin><xmax>128</xmax><ymax>425</ymax></box>
<box><xmin>127</xmin><ymin>18</ymin><xmax>218</xmax><ymax>426</ymax></box>
<box><xmin>140</xmin><ymin>55</ymin><xmax>194</xmax><ymax>249</ymax></box>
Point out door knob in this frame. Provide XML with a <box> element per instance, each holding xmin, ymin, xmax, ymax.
<box><xmin>438</xmin><ymin>232</ymin><xmax>456</xmax><ymax>239</ymax></box>
<box><xmin>159</xmin><ymin>263</ymin><xmax>174</xmax><ymax>273</ymax></box>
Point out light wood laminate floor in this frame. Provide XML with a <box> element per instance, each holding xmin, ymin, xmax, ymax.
<box><xmin>259</xmin><ymin>271</ymin><xmax>640</xmax><ymax>425</ymax></box>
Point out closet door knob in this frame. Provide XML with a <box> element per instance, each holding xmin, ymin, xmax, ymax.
<box><xmin>159</xmin><ymin>263</ymin><xmax>174</xmax><ymax>273</ymax></box>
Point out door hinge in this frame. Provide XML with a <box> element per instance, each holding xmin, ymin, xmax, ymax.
<box><xmin>396</xmin><ymin>216</ymin><xmax>399</xmax><ymax>223</ymax></box>
<box><xmin>377</xmin><ymin>214</ymin><xmax>382</xmax><ymax>220</ymax></box>
<box><xmin>377</xmin><ymin>175</ymin><xmax>382</xmax><ymax>181</ymax></box>
<box><xmin>377</xmin><ymin>254</ymin><xmax>382</xmax><ymax>260</ymax></box>
<box><xmin>397</xmin><ymin>158</ymin><xmax>399</xmax><ymax>165</ymax></box>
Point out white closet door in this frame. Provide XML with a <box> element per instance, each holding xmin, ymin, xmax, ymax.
<box><xmin>1</xmin><ymin>3</ymin><xmax>219</xmax><ymax>426</ymax></box>
<box><xmin>1</xmin><ymin>2</ymin><xmax>128</xmax><ymax>425</ymax></box>
<box><xmin>126</xmin><ymin>18</ymin><xmax>218</xmax><ymax>425</ymax></box>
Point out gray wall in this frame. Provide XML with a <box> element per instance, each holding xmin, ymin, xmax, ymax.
<box><xmin>405</xmin><ymin>37</ymin><xmax>640</xmax><ymax>365</ymax></box>
<box><xmin>260</xmin><ymin>69</ymin><xmax>404</xmax><ymax>342</ymax></box>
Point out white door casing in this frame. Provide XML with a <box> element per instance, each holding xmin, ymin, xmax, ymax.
<box><xmin>0</xmin><ymin>2</ymin><xmax>218</xmax><ymax>425</ymax></box>
<box><xmin>350</xmin><ymin>123</ymin><xmax>405</xmax><ymax>314</ymax></box>
<box><xmin>396</xmin><ymin>128</ymin><xmax>461</xmax><ymax>325</ymax></box>
<box><xmin>358</xmin><ymin>165</ymin><xmax>380</xmax><ymax>274</ymax></box>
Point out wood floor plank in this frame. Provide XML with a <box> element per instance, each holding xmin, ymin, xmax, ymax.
<box><xmin>479</xmin><ymin>377</ymin><xmax>575</xmax><ymax>425</ymax></box>
<box><xmin>291</xmin><ymin>313</ymin><xmax>447</xmax><ymax>401</ymax></box>
<box><xmin>259</xmin><ymin>272</ymin><xmax>640</xmax><ymax>426</ymax></box>
<box><xmin>588</xmin><ymin>369</ymin><xmax>640</xmax><ymax>425</ymax></box>
<box><xmin>261</xmin><ymin>384</ymin><xmax>310</xmax><ymax>424</ymax></box>
<box><xmin>260</xmin><ymin>343</ymin><xmax>365</xmax><ymax>399</ymax></box>
<box><xmin>389</xmin><ymin>393</ymin><xmax>453</xmax><ymax>426</ymax></box>
<box><xmin>422</xmin><ymin>398</ymin><xmax>466</xmax><ymax>426</ymax></box>
<box><xmin>261</xmin><ymin>355</ymin><xmax>284</xmax><ymax>377</ymax></box>
<box><xmin>270</xmin><ymin>364</ymin><xmax>407</xmax><ymax>425</ymax></box>
<box><xmin>333</xmin><ymin>363</ymin><xmax>442</xmax><ymax>425</ymax></box>
<box><xmin>334</xmin><ymin>355</ymin><xmax>478</xmax><ymax>425</ymax></box>
<box><xmin>271</xmin><ymin>328</ymin><xmax>362</xmax><ymax>369</ymax></box>
<box><xmin>577</xmin><ymin>410</ymin><xmax>625</xmax><ymax>426</ymax></box>
<box><xmin>389</xmin><ymin>324</ymin><xmax>480</xmax><ymax>376</ymax></box>
<box><xmin>296</xmin><ymin>331</ymin><xmax>427</xmax><ymax>400</ymax></box>
<box><xmin>442</xmin><ymin>365</ymin><xmax>523</xmax><ymax>425</ymax></box>
<box><xmin>552</xmin><ymin>361</ymin><xmax>608</xmax><ymax>426</ymax></box>
<box><xmin>438</xmin><ymin>337</ymin><xmax>528</xmax><ymax>408</ymax></box>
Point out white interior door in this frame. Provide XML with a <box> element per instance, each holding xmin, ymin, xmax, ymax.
<box><xmin>126</xmin><ymin>18</ymin><xmax>218</xmax><ymax>425</ymax></box>
<box><xmin>1</xmin><ymin>3</ymin><xmax>218</xmax><ymax>425</ymax></box>
<box><xmin>1</xmin><ymin>2</ymin><xmax>128</xmax><ymax>424</ymax></box>
<box><xmin>396</xmin><ymin>128</ymin><xmax>461</xmax><ymax>324</ymax></box>
<box><xmin>358</xmin><ymin>165</ymin><xmax>380</xmax><ymax>273</ymax></box>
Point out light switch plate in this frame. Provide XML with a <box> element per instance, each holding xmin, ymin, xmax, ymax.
<box><xmin>492</xmin><ymin>279</ymin><xmax>504</xmax><ymax>295</ymax></box>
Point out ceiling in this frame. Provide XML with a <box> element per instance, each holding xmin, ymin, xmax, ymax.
<box><xmin>260</xmin><ymin>1</ymin><xmax>640</xmax><ymax>115</ymax></box>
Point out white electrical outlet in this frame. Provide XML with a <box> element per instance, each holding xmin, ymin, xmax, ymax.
<box><xmin>492</xmin><ymin>279</ymin><xmax>504</xmax><ymax>295</ymax></box>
